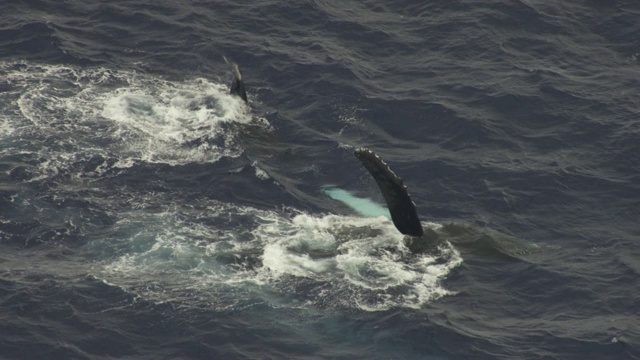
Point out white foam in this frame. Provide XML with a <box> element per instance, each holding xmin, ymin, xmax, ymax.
<box><xmin>252</xmin><ymin>161</ymin><xmax>270</xmax><ymax>180</ymax></box>
<box><xmin>0</xmin><ymin>113</ymin><xmax>15</xmax><ymax>139</ymax></box>
<box><xmin>1</xmin><ymin>61</ymin><xmax>262</xmax><ymax>175</ymax></box>
<box><xmin>255</xmin><ymin>213</ymin><xmax>462</xmax><ymax>310</ymax></box>
<box><xmin>98</xmin><ymin>77</ymin><xmax>252</xmax><ymax>165</ymax></box>
<box><xmin>93</xmin><ymin>199</ymin><xmax>461</xmax><ymax>311</ymax></box>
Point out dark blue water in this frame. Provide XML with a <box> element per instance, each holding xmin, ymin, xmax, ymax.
<box><xmin>1</xmin><ymin>1</ymin><xmax>639</xmax><ymax>359</ymax></box>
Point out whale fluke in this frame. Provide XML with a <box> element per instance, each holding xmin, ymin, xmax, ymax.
<box><xmin>223</xmin><ymin>56</ymin><xmax>248</xmax><ymax>103</ymax></box>
<box><xmin>354</xmin><ymin>148</ymin><xmax>424</xmax><ymax>237</ymax></box>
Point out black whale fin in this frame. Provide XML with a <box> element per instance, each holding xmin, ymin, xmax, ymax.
<box><xmin>223</xmin><ymin>56</ymin><xmax>248</xmax><ymax>103</ymax></box>
<box><xmin>354</xmin><ymin>148</ymin><xmax>424</xmax><ymax>237</ymax></box>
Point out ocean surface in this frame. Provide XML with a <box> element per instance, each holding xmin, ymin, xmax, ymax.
<box><xmin>1</xmin><ymin>1</ymin><xmax>639</xmax><ymax>359</ymax></box>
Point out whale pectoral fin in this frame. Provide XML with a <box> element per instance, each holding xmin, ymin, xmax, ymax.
<box><xmin>223</xmin><ymin>56</ymin><xmax>248</xmax><ymax>103</ymax></box>
<box><xmin>354</xmin><ymin>148</ymin><xmax>424</xmax><ymax>237</ymax></box>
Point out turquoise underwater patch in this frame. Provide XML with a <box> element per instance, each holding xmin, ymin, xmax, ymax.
<box><xmin>323</xmin><ymin>187</ymin><xmax>391</xmax><ymax>219</ymax></box>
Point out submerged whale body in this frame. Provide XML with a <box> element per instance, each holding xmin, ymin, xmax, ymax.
<box><xmin>223</xmin><ymin>56</ymin><xmax>248</xmax><ymax>103</ymax></box>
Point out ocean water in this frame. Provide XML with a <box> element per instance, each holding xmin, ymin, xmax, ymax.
<box><xmin>1</xmin><ymin>1</ymin><xmax>639</xmax><ymax>359</ymax></box>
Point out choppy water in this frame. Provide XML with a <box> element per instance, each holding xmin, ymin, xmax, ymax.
<box><xmin>1</xmin><ymin>1</ymin><xmax>639</xmax><ymax>359</ymax></box>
